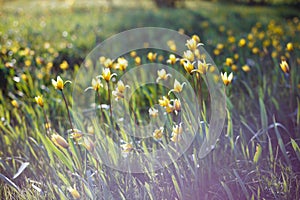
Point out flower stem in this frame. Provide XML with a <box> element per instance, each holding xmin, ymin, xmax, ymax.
<box><xmin>97</xmin><ymin>90</ymin><xmax>104</xmax><ymax>122</ymax></box>
<box><xmin>107</xmin><ymin>81</ymin><xmax>113</xmax><ymax>118</ymax></box>
<box><xmin>61</xmin><ymin>90</ymin><xmax>74</xmax><ymax>132</ymax></box>
<box><xmin>43</xmin><ymin>108</ymin><xmax>50</xmax><ymax>136</ymax></box>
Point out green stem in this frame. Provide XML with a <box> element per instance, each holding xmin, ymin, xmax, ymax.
<box><xmin>61</xmin><ymin>90</ymin><xmax>74</xmax><ymax>132</ymax></box>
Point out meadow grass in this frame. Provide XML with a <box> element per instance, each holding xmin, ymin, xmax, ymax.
<box><xmin>0</xmin><ymin>0</ymin><xmax>299</xmax><ymax>199</ymax></box>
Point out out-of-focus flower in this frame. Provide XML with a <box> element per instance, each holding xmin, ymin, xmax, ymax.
<box><xmin>51</xmin><ymin>134</ymin><xmax>69</xmax><ymax>149</ymax></box>
<box><xmin>11</xmin><ymin>100</ymin><xmax>19</xmax><ymax>108</ymax></box>
<box><xmin>238</xmin><ymin>38</ymin><xmax>246</xmax><ymax>47</ymax></box>
<box><xmin>225</xmin><ymin>58</ymin><xmax>234</xmax><ymax>67</ymax></box>
<box><xmin>149</xmin><ymin>107</ymin><xmax>159</xmax><ymax>118</ymax></box>
<box><xmin>242</xmin><ymin>65</ymin><xmax>251</xmax><ymax>72</ymax></box>
<box><xmin>68</xmin><ymin>187</ymin><xmax>80</xmax><ymax>199</ymax></box>
<box><xmin>121</xmin><ymin>143</ymin><xmax>133</xmax><ymax>153</ymax></box>
<box><xmin>231</xmin><ymin>64</ymin><xmax>238</xmax><ymax>72</ymax></box>
<box><xmin>280</xmin><ymin>60</ymin><xmax>289</xmax><ymax>74</ymax></box>
<box><xmin>167</xmin><ymin>54</ymin><xmax>178</xmax><ymax>65</ymax></box>
<box><xmin>135</xmin><ymin>56</ymin><xmax>141</xmax><ymax>65</ymax></box>
<box><xmin>112</xmin><ymin>80</ymin><xmax>129</xmax><ymax>101</ymax></box>
<box><xmin>60</xmin><ymin>60</ymin><xmax>69</xmax><ymax>70</ymax></box>
<box><xmin>153</xmin><ymin>127</ymin><xmax>164</xmax><ymax>140</ymax></box>
<box><xmin>252</xmin><ymin>47</ymin><xmax>259</xmax><ymax>54</ymax></box>
<box><xmin>168</xmin><ymin>79</ymin><xmax>185</xmax><ymax>95</ymax></box>
<box><xmin>99</xmin><ymin>56</ymin><xmax>106</xmax><ymax>64</ymax></box>
<box><xmin>147</xmin><ymin>52</ymin><xmax>157</xmax><ymax>62</ymax></box>
<box><xmin>286</xmin><ymin>42</ymin><xmax>294</xmax><ymax>52</ymax></box>
<box><xmin>221</xmin><ymin>72</ymin><xmax>233</xmax><ymax>86</ymax></box>
<box><xmin>130</xmin><ymin>51</ymin><xmax>137</xmax><ymax>58</ymax></box>
<box><xmin>104</xmin><ymin>58</ymin><xmax>113</xmax><ymax>68</ymax></box>
<box><xmin>25</xmin><ymin>60</ymin><xmax>31</xmax><ymax>67</ymax></box>
<box><xmin>116</xmin><ymin>57</ymin><xmax>128</xmax><ymax>71</ymax></box>
<box><xmin>156</xmin><ymin>69</ymin><xmax>171</xmax><ymax>82</ymax></box>
<box><xmin>35</xmin><ymin>95</ymin><xmax>44</xmax><ymax>107</ymax></box>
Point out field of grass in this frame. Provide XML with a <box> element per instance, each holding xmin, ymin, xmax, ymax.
<box><xmin>0</xmin><ymin>0</ymin><xmax>300</xmax><ymax>199</ymax></box>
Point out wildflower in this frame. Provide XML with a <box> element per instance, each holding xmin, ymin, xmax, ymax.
<box><xmin>231</xmin><ymin>64</ymin><xmax>238</xmax><ymax>72</ymax></box>
<box><xmin>147</xmin><ymin>52</ymin><xmax>157</xmax><ymax>62</ymax></box>
<box><xmin>153</xmin><ymin>127</ymin><xmax>164</xmax><ymax>140</ymax></box>
<box><xmin>165</xmin><ymin>104</ymin><xmax>175</xmax><ymax>113</ymax></box>
<box><xmin>104</xmin><ymin>58</ymin><xmax>113</xmax><ymax>68</ymax></box>
<box><xmin>99</xmin><ymin>68</ymin><xmax>117</xmax><ymax>82</ymax></box>
<box><xmin>185</xmin><ymin>36</ymin><xmax>201</xmax><ymax>51</ymax></box>
<box><xmin>149</xmin><ymin>107</ymin><xmax>159</xmax><ymax>118</ymax></box>
<box><xmin>158</xmin><ymin>55</ymin><xmax>164</xmax><ymax>62</ymax></box>
<box><xmin>92</xmin><ymin>78</ymin><xmax>103</xmax><ymax>91</ymax></box>
<box><xmin>225</xmin><ymin>58</ymin><xmax>234</xmax><ymax>67</ymax></box>
<box><xmin>182</xmin><ymin>59</ymin><xmax>194</xmax><ymax>74</ymax></box>
<box><xmin>221</xmin><ymin>72</ymin><xmax>233</xmax><ymax>86</ymax></box>
<box><xmin>252</xmin><ymin>47</ymin><xmax>259</xmax><ymax>54</ymax></box>
<box><xmin>167</xmin><ymin>40</ymin><xmax>177</xmax><ymax>51</ymax></box>
<box><xmin>70</xmin><ymin>129</ymin><xmax>83</xmax><ymax>142</ymax></box>
<box><xmin>130</xmin><ymin>51</ymin><xmax>137</xmax><ymax>58</ymax></box>
<box><xmin>238</xmin><ymin>38</ymin><xmax>246</xmax><ymax>47</ymax></box>
<box><xmin>156</xmin><ymin>69</ymin><xmax>171</xmax><ymax>82</ymax></box>
<box><xmin>11</xmin><ymin>100</ymin><xmax>19</xmax><ymax>108</ymax></box>
<box><xmin>51</xmin><ymin>134</ymin><xmax>69</xmax><ymax>149</ymax></box>
<box><xmin>21</xmin><ymin>74</ymin><xmax>28</xmax><ymax>81</ymax></box>
<box><xmin>36</xmin><ymin>57</ymin><xmax>43</xmax><ymax>65</ymax></box>
<box><xmin>168</xmin><ymin>79</ymin><xmax>186</xmax><ymax>95</ymax></box>
<box><xmin>45</xmin><ymin>122</ymin><xmax>51</xmax><ymax>130</ymax></box>
<box><xmin>60</xmin><ymin>60</ymin><xmax>69</xmax><ymax>70</ymax></box>
<box><xmin>286</xmin><ymin>42</ymin><xmax>294</xmax><ymax>52</ymax></box>
<box><xmin>52</xmin><ymin>76</ymin><xmax>71</xmax><ymax>90</ymax></box>
<box><xmin>35</xmin><ymin>95</ymin><xmax>44</xmax><ymax>107</ymax></box>
<box><xmin>228</xmin><ymin>36</ymin><xmax>235</xmax><ymax>43</ymax></box>
<box><xmin>172</xmin><ymin>124</ymin><xmax>183</xmax><ymax>135</ymax></box>
<box><xmin>234</xmin><ymin>53</ymin><xmax>239</xmax><ymax>60</ymax></box>
<box><xmin>116</xmin><ymin>57</ymin><xmax>128</xmax><ymax>71</ymax></box>
<box><xmin>213</xmin><ymin>49</ymin><xmax>220</xmax><ymax>56</ymax></box>
<box><xmin>280</xmin><ymin>60</ymin><xmax>289</xmax><ymax>74</ymax></box>
<box><xmin>183</xmin><ymin>50</ymin><xmax>194</xmax><ymax>62</ymax></box>
<box><xmin>242</xmin><ymin>65</ymin><xmax>251</xmax><ymax>72</ymax></box>
<box><xmin>166</xmin><ymin>54</ymin><xmax>178</xmax><ymax>65</ymax></box>
<box><xmin>112</xmin><ymin>80</ymin><xmax>129</xmax><ymax>101</ymax></box>
<box><xmin>173</xmin><ymin>99</ymin><xmax>181</xmax><ymax>112</ymax></box>
<box><xmin>171</xmin><ymin>134</ymin><xmax>180</xmax><ymax>142</ymax></box>
<box><xmin>68</xmin><ymin>187</ymin><xmax>80</xmax><ymax>199</ymax></box>
<box><xmin>216</xmin><ymin>43</ymin><xmax>224</xmax><ymax>50</ymax></box>
<box><xmin>192</xmin><ymin>59</ymin><xmax>210</xmax><ymax>75</ymax></box>
<box><xmin>135</xmin><ymin>56</ymin><xmax>141</xmax><ymax>65</ymax></box>
<box><xmin>121</xmin><ymin>143</ymin><xmax>133</xmax><ymax>153</ymax></box>
<box><xmin>192</xmin><ymin>34</ymin><xmax>200</xmax><ymax>43</ymax></box>
<box><xmin>158</xmin><ymin>96</ymin><xmax>170</xmax><ymax>107</ymax></box>
<box><xmin>25</xmin><ymin>60</ymin><xmax>31</xmax><ymax>67</ymax></box>
<box><xmin>99</xmin><ymin>56</ymin><xmax>106</xmax><ymax>64</ymax></box>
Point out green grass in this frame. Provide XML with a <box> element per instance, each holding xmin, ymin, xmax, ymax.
<box><xmin>0</xmin><ymin>0</ymin><xmax>300</xmax><ymax>199</ymax></box>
